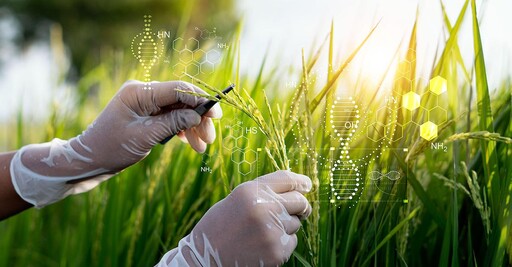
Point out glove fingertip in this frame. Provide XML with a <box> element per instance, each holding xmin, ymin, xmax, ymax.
<box><xmin>180</xmin><ymin>109</ymin><xmax>202</xmax><ymax>129</ymax></box>
<box><xmin>204</xmin><ymin>104</ymin><xmax>223</xmax><ymax>119</ymax></box>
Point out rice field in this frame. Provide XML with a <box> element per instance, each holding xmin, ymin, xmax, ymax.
<box><xmin>0</xmin><ymin>0</ymin><xmax>511</xmax><ymax>266</ymax></box>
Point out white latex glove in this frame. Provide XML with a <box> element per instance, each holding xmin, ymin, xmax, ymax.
<box><xmin>10</xmin><ymin>80</ymin><xmax>222</xmax><ymax>208</ymax></box>
<box><xmin>156</xmin><ymin>170</ymin><xmax>313</xmax><ymax>267</ymax></box>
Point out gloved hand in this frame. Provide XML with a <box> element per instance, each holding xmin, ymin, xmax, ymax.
<box><xmin>156</xmin><ymin>170</ymin><xmax>313</xmax><ymax>267</ymax></box>
<box><xmin>10</xmin><ymin>80</ymin><xmax>221</xmax><ymax>208</ymax></box>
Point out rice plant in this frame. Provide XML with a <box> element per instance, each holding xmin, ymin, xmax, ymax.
<box><xmin>0</xmin><ymin>0</ymin><xmax>511</xmax><ymax>266</ymax></box>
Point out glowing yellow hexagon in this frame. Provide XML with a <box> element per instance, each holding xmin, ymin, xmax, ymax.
<box><xmin>402</xmin><ymin>92</ymin><xmax>420</xmax><ymax>111</ymax></box>
<box><xmin>420</xmin><ymin>121</ymin><xmax>438</xmax><ymax>141</ymax></box>
<box><xmin>429</xmin><ymin>76</ymin><xmax>447</xmax><ymax>95</ymax></box>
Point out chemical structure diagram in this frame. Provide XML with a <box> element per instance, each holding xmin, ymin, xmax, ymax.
<box><xmin>194</xmin><ymin>27</ymin><xmax>222</xmax><ymax>40</ymax></box>
<box><xmin>222</xmin><ymin>119</ymin><xmax>259</xmax><ymax>176</ymax></box>
<box><xmin>171</xmin><ymin>27</ymin><xmax>223</xmax><ymax>79</ymax></box>
<box><xmin>365</xmin><ymin>75</ymin><xmax>448</xmax><ymax>143</ymax></box>
<box><xmin>391</xmin><ymin>48</ymin><xmax>449</xmax><ymax>141</ymax></box>
<box><xmin>325</xmin><ymin>95</ymin><xmax>408</xmax><ymax>207</ymax></box>
<box><xmin>324</xmin><ymin>49</ymin><xmax>448</xmax><ymax>207</ymax></box>
<box><xmin>130</xmin><ymin>15</ymin><xmax>227</xmax><ymax>83</ymax></box>
<box><xmin>199</xmin><ymin>151</ymin><xmax>218</xmax><ymax>174</ymax></box>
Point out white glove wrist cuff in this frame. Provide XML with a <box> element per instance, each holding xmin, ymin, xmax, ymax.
<box><xmin>155</xmin><ymin>232</ymin><xmax>222</xmax><ymax>267</ymax></box>
<box><xmin>10</xmin><ymin>138</ymin><xmax>112</xmax><ymax>208</ymax></box>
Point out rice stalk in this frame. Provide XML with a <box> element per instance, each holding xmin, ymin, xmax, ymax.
<box><xmin>434</xmin><ymin>161</ymin><xmax>491</xmax><ymax>236</ymax></box>
<box><xmin>180</xmin><ymin>73</ymin><xmax>288</xmax><ymax>170</ymax></box>
<box><xmin>445</xmin><ymin>131</ymin><xmax>512</xmax><ymax>144</ymax></box>
<box><xmin>300</xmin><ymin>48</ymin><xmax>320</xmax><ymax>265</ymax></box>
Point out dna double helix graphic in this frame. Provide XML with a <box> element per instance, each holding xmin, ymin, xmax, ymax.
<box><xmin>368</xmin><ymin>170</ymin><xmax>401</xmax><ymax>181</ymax></box>
<box><xmin>328</xmin><ymin>97</ymin><xmax>362</xmax><ymax>205</ymax></box>
<box><xmin>130</xmin><ymin>15</ymin><xmax>164</xmax><ymax>90</ymax></box>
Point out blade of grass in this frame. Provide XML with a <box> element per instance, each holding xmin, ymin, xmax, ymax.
<box><xmin>309</xmin><ymin>21</ymin><xmax>380</xmax><ymax>113</ymax></box>
<box><xmin>292</xmin><ymin>251</ymin><xmax>313</xmax><ymax>267</ymax></box>
<box><xmin>362</xmin><ymin>207</ymin><xmax>420</xmax><ymax>266</ymax></box>
<box><xmin>471</xmin><ymin>0</ymin><xmax>504</xmax><ymax>264</ymax></box>
<box><xmin>393</xmin><ymin>150</ymin><xmax>446</xmax><ymax>227</ymax></box>
<box><xmin>440</xmin><ymin>0</ymin><xmax>471</xmax><ymax>81</ymax></box>
<box><xmin>323</xmin><ymin>20</ymin><xmax>336</xmax><ymax>145</ymax></box>
<box><xmin>432</xmin><ymin>0</ymin><xmax>469</xmax><ymax>76</ymax></box>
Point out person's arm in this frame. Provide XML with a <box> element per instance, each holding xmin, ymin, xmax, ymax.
<box><xmin>0</xmin><ymin>152</ymin><xmax>32</xmax><ymax>220</ymax></box>
<box><xmin>2</xmin><ymin>80</ymin><xmax>221</xmax><ymax>219</ymax></box>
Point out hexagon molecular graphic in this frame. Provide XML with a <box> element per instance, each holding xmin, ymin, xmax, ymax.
<box><xmin>238</xmin><ymin>161</ymin><xmax>253</xmax><ymax>176</ymax></box>
<box><xmin>231</xmin><ymin>123</ymin><xmax>243</xmax><ymax>135</ymax></box>
<box><xmin>185</xmin><ymin>63</ymin><xmax>200</xmax><ymax>76</ymax></box>
<box><xmin>201</xmin><ymin>152</ymin><xmax>217</xmax><ymax>165</ymax></box>
<box><xmin>366</xmin><ymin>122</ymin><xmax>385</xmax><ymax>142</ymax></box>
<box><xmin>420</xmin><ymin>121</ymin><xmax>438</xmax><ymax>141</ymax></box>
<box><xmin>231</xmin><ymin>150</ymin><xmax>243</xmax><ymax>164</ymax></box>
<box><xmin>171</xmin><ymin>32</ymin><xmax>224</xmax><ymax>78</ymax></box>
<box><xmin>235</xmin><ymin>136</ymin><xmax>248</xmax><ymax>149</ymax></box>
<box><xmin>193</xmin><ymin>50</ymin><xmax>205</xmax><ymax>62</ymax></box>
<box><xmin>375</xmin><ymin>106</ymin><xmax>391</xmax><ymax>121</ymax></box>
<box><xmin>429</xmin><ymin>76</ymin><xmax>447</xmax><ymax>95</ymax></box>
<box><xmin>393</xmin><ymin>77</ymin><xmax>412</xmax><ymax>95</ymax></box>
<box><xmin>206</xmin><ymin>50</ymin><xmax>221</xmax><ymax>64</ymax></box>
<box><xmin>397</xmin><ymin>61</ymin><xmax>412</xmax><ymax>76</ymax></box>
<box><xmin>385</xmin><ymin>122</ymin><xmax>404</xmax><ymax>142</ymax></box>
<box><xmin>184</xmin><ymin>37</ymin><xmax>200</xmax><ymax>51</ymax></box>
<box><xmin>179</xmin><ymin>49</ymin><xmax>193</xmax><ymax>64</ymax></box>
<box><xmin>402</xmin><ymin>92</ymin><xmax>420</xmax><ymax>111</ymax></box>
<box><xmin>428</xmin><ymin>106</ymin><xmax>448</xmax><ymax>125</ymax></box>
<box><xmin>172</xmin><ymin>62</ymin><xmax>185</xmax><ymax>77</ymax></box>
<box><xmin>200</xmin><ymin>62</ymin><xmax>215</xmax><ymax>75</ymax></box>
<box><xmin>222</xmin><ymin>136</ymin><xmax>236</xmax><ymax>150</ymax></box>
<box><xmin>224</xmin><ymin>120</ymin><xmax>258</xmax><ymax>176</ymax></box>
<box><xmin>243</xmin><ymin>149</ymin><xmax>257</xmax><ymax>164</ymax></box>
<box><xmin>172</xmin><ymin>37</ymin><xmax>184</xmax><ymax>52</ymax></box>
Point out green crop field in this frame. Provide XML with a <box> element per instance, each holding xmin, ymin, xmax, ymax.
<box><xmin>0</xmin><ymin>0</ymin><xmax>511</xmax><ymax>266</ymax></box>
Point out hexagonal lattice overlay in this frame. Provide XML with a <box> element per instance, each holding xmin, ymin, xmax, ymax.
<box><xmin>200</xmin><ymin>62</ymin><xmax>215</xmax><ymax>75</ymax></box>
<box><xmin>231</xmin><ymin>149</ymin><xmax>243</xmax><ymax>164</ymax></box>
<box><xmin>224</xmin><ymin>120</ymin><xmax>259</xmax><ymax>176</ymax></box>
<box><xmin>201</xmin><ymin>152</ymin><xmax>218</xmax><ymax>165</ymax></box>
<box><xmin>206</xmin><ymin>50</ymin><xmax>221</xmax><ymax>63</ymax></box>
<box><xmin>179</xmin><ymin>49</ymin><xmax>193</xmax><ymax>64</ymax></box>
<box><xmin>428</xmin><ymin>106</ymin><xmax>448</xmax><ymax>125</ymax></box>
<box><xmin>243</xmin><ymin>149</ymin><xmax>257</xmax><ymax>164</ymax></box>
<box><xmin>397</xmin><ymin>61</ymin><xmax>412</xmax><ymax>76</ymax></box>
<box><xmin>238</xmin><ymin>161</ymin><xmax>253</xmax><ymax>176</ymax></box>
<box><xmin>185</xmin><ymin>63</ymin><xmax>200</xmax><ymax>76</ymax></box>
<box><xmin>231</xmin><ymin>124</ymin><xmax>243</xmax><ymax>136</ymax></box>
<box><xmin>222</xmin><ymin>136</ymin><xmax>236</xmax><ymax>150</ymax></box>
<box><xmin>376</xmin><ymin>106</ymin><xmax>393</xmax><ymax>121</ymax></box>
<box><xmin>193</xmin><ymin>50</ymin><xmax>206</xmax><ymax>62</ymax></box>
<box><xmin>172</xmin><ymin>36</ymin><xmax>224</xmax><ymax>77</ymax></box>
<box><xmin>367</xmin><ymin>122</ymin><xmax>385</xmax><ymax>142</ymax></box>
<box><xmin>235</xmin><ymin>136</ymin><xmax>248</xmax><ymax>149</ymax></box>
<box><xmin>384</xmin><ymin>123</ymin><xmax>404</xmax><ymax>142</ymax></box>
<box><xmin>172</xmin><ymin>63</ymin><xmax>185</xmax><ymax>77</ymax></box>
<box><xmin>172</xmin><ymin>37</ymin><xmax>184</xmax><ymax>52</ymax></box>
<box><xmin>429</xmin><ymin>76</ymin><xmax>447</xmax><ymax>95</ymax></box>
<box><xmin>402</xmin><ymin>92</ymin><xmax>420</xmax><ymax>111</ymax></box>
<box><xmin>393</xmin><ymin>77</ymin><xmax>412</xmax><ymax>95</ymax></box>
<box><xmin>420</xmin><ymin>121</ymin><xmax>438</xmax><ymax>141</ymax></box>
<box><xmin>184</xmin><ymin>38</ymin><xmax>200</xmax><ymax>51</ymax></box>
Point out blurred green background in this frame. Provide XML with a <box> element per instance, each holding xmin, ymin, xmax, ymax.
<box><xmin>0</xmin><ymin>0</ymin><xmax>511</xmax><ymax>266</ymax></box>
